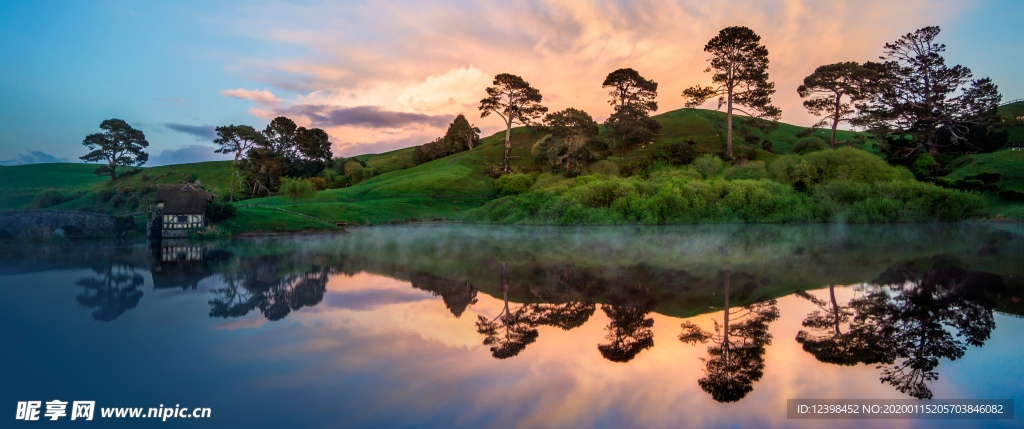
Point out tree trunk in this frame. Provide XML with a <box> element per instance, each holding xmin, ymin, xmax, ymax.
<box><xmin>109</xmin><ymin>160</ymin><xmax>117</xmax><ymax>180</ymax></box>
<box><xmin>723</xmin><ymin>272</ymin><xmax>731</xmax><ymax>365</ymax></box>
<box><xmin>503</xmin><ymin>122</ymin><xmax>512</xmax><ymax>174</ymax></box>
<box><xmin>831</xmin><ymin>93</ymin><xmax>841</xmax><ymax>149</ymax></box>
<box><xmin>829</xmin><ymin>284</ymin><xmax>840</xmax><ymax>336</ymax></box>
<box><xmin>726</xmin><ymin>88</ymin><xmax>734</xmax><ymax>156</ymax></box>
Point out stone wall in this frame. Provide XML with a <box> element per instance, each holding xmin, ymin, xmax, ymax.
<box><xmin>0</xmin><ymin>210</ymin><xmax>118</xmax><ymax>236</ymax></box>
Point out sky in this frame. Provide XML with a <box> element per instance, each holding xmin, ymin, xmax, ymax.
<box><xmin>1</xmin><ymin>0</ymin><xmax>1021</xmax><ymax>166</ymax></box>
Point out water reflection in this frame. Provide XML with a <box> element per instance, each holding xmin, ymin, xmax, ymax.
<box><xmin>209</xmin><ymin>256</ymin><xmax>328</xmax><ymax>321</ymax></box>
<box><xmin>3</xmin><ymin>224</ymin><xmax>1022</xmax><ymax>413</ymax></box>
<box><xmin>679</xmin><ymin>273</ymin><xmax>779</xmax><ymax>402</ymax></box>
<box><xmin>75</xmin><ymin>262</ymin><xmax>144</xmax><ymax>321</ymax></box>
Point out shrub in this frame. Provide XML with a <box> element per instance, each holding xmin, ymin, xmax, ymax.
<box><xmin>32</xmin><ymin>190</ymin><xmax>65</xmax><ymax>208</ymax></box>
<box><xmin>279</xmin><ymin>177</ymin><xmax>316</xmax><ymax>206</ymax></box>
<box><xmin>309</xmin><ymin>177</ymin><xmax>328</xmax><ymax>190</ymax></box>
<box><xmin>654</xmin><ymin>141</ymin><xmax>697</xmax><ymax>166</ymax></box>
<box><xmin>911</xmin><ymin>153</ymin><xmax>946</xmax><ymax>179</ymax></box>
<box><xmin>692</xmin><ymin>154</ymin><xmax>724</xmax><ymax>179</ymax></box>
<box><xmin>108</xmin><ymin>194</ymin><xmax>124</xmax><ymax>207</ymax></box>
<box><xmin>724</xmin><ymin>162</ymin><xmax>768</xmax><ymax>180</ymax></box>
<box><xmin>206</xmin><ymin>199</ymin><xmax>238</xmax><ymax>223</ymax></box>
<box><xmin>96</xmin><ymin>189</ymin><xmax>116</xmax><ymax>203</ymax></box>
<box><xmin>966</xmin><ymin>173</ymin><xmax>1003</xmax><ymax>184</ymax></box>
<box><xmin>772</xmin><ymin>147</ymin><xmax>902</xmax><ymax>186</ymax></box>
<box><xmin>332</xmin><ymin>175</ymin><xmax>349</xmax><ymax>189</ymax></box>
<box><xmin>575</xmin><ymin>175</ymin><xmax>600</xmax><ymax>187</ymax></box>
<box><xmin>619</xmin><ymin>158</ymin><xmax>653</xmax><ymax>178</ymax></box>
<box><xmin>792</xmin><ymin>137</ymin><xmax>827</xmax><ymax>155</ymax></box>
<box><xmin>1000</xmin><ymin>189</ymin><xmax>1024</xmax><ymax>202</ymax></box>
<box><xmin>496</xmin><ymin>174</ymin><xmax>535</xmax><ymax>196</ymax></box>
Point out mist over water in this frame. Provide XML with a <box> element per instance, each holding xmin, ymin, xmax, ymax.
<box><xmin>1</xmin><ymin>223</ymin><xmax>1022</xmax><ymax>428</ymax></box>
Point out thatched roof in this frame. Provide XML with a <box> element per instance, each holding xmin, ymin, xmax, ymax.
<box><xmin>156</xmin><ymin>182</ymin><xmax>215</xmax><ymax>215</ymax></box>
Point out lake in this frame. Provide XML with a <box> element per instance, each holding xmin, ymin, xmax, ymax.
<box><xmin>1</xmin><ymin>223</ymin><xmax>1022</xmax><ymax>428</ymax></box>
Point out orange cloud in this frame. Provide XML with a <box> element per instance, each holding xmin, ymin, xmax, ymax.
<box><xmin>222</xmin><ymin>0</ymin><xmax>971</xmax><ymax>156</ymax></box>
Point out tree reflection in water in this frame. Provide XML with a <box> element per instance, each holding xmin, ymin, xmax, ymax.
<box><xmin>208</xmin><ymin>255</ymin><xmax>328</xmax><ymax>322</ymax></box>
<box><xmin>597</xmin><ymin>286</ymin><xmax>656</xmax><ymax>363</ymax></box>
<box><xmin>475</xmin><ymin>264</ymin><xmax>540</xmax><ymax>359</ymax></box>
<box><xmin>795</xmin><ymin>256</ymin><xmax>999</xmax><ymax>399</ymax></box>
<box><xmin>76</xmin><ymin>262</ymin><xmax>145</xmax><ymax>321</ymax></box>
<box><xmin>679</xmin><ymin>273</ymin><xmax>779</xmax><ymax>403</ymax></box>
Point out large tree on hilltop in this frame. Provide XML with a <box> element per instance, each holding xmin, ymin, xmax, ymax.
<box><xmin>603</xmin><ymin>68</ymin><xmax>662</xmax><ymax>147</ymax></box>
<box><xmin>855</xmin><ymin>26</ymin><xmax>1002</xmax><ymax>157</ymax></box>
<box><xmin>797</xmin><ymin>62</ymin><xmax>877</xmax><ymax>149</ymax></box>
<box><xmin>682</xmin><ymin>26</ymin><xmax>780</xmax><ymax>156</ymax></box>
<box><xmin>479</xmin><ymin>73</ymin><xmax>548</xmax><ymax>174</ymax></box>
<box><xmin>443</xmin><ymin>113</ymin><xmax>482</xmax><ymax>151</ymax></box>
<box><xmin>263</xmin><ymin>116</ymin><xmax>300</xmax><ymax>159</ymax></box>
<box><xmin>80</xmin><ymin>119</ymin><xmax>149</xmax><ymax>180</ymax></box>
<box><xmin>214</xmin><ymin>125</ymin><xmax>269</xmax><ymax>166</ymax></box>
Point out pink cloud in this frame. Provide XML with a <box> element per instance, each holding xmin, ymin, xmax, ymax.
<box><xmin>218</xmin><ymin>88</ymin><xmax>284</xmax><ymax>107</ymax></box>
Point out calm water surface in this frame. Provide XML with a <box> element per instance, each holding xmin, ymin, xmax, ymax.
<box><xmin>2</xmin><ymin>223</ymin><xmax>1023</xmax><ymax>428</ymax></box>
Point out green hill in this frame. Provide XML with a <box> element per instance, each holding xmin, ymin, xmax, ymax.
<box><xmin>0</xmin><ymin>163</ymin><xmax>108</xmax><ymax>190</ymax></box>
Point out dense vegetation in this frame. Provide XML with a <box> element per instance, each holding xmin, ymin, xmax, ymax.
<box><xmin>473</xmin><ymin>147</ymin><xmax>985</xmax><ymax>225</ymax></box>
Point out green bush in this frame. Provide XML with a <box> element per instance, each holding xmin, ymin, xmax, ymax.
<box><xmin>206</xmin><ymin>199</ymin><xmax>238</xmax><ymax>223</ymax></box>
<box><xmin>792</xmin><ymin>137</ymin><xmax>827</xmax><ymax>155</ymax></box>
<box><xmin>1000</xmin><ymin>189</ymin><xmax>1024</xmax><ymax>202</ymax></box>
<box><xmin>495</xmin><ymin>174</ymin><xmax>535</xmax><ymax>196</ymax></box>
<box><xmin>619</xmin><ymin>158</ymin><xmax>653</xmax><ymax>178</ymax></box>
<box><xmin>911</xmin><ymin>153</ymin><xmax>946</xmax><ymax>179</ymax></box>
<box><xmin>770</xmin><ymin>147</ymin><xmax>902</xmax><ymax>187</ymax></box>
<box><xmin>724</xmin><ymin>162</ymin><xmax>768</xmax><ymax>180</ymax></box>
<box><xmin>279</xmin><ymin>177</ymin><xmax>316</xmax><ymax>205</ymax></box>
<box><xmin>654</xmin><ymin>141</ymin><xmax>697</xmax><ymax>166</ymax></box>
<box><xmin>96</xmin><ymin>189</ymin><xmax>115</xmax><ymax>203</ymax></box>
<box><xmin>32</xmin><ymin>190</ymin><xmax>65</xmax><ymax>208</ymax></box>
<box><xmin>692</xmin><ymin>154</ymin><xmax>724</xmax><ymax>179</ymax></box>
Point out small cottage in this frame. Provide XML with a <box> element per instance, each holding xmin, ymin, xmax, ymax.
<box><xmin>149</xmin><ymin>181</ymin><xmax>215</xmax><ymax>238</ymax></box>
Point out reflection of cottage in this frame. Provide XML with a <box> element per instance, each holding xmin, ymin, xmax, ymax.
<box><xmin>147</xmin><ymin>181</ymin><xmax>215</xmax><ymax>238</ymax></box>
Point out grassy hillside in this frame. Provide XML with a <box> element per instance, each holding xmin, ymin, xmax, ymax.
<box><xmin>0</xmin><ymin>163</ymin><xmax>108</xmax><ymax>190</ymax></box>
<box><xmin>998</xmin><ymin>101</ymin><xmax>1024</xmax><ymax>142</ymax></box>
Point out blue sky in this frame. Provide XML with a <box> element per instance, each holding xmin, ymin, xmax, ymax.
<box><xmin>1</xmin><ymin>0</ymin><xmax>1021</xmax><ymax>166</ymax></box>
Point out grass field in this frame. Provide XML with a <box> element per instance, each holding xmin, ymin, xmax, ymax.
<box><xmin>0</xmin><ymin>163</ymin><xmax>108</xmax><ymax>190</ymax></box>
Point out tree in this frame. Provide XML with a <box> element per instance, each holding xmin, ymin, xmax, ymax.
<box><xmin>538</xmin><ymin>108</ymin><xmax>608</xmax><ymax>175</ymax></box>
<box><xmin>278</xmin><ymin>177</ymin><xmax>316</xmax><ymax>206</ymax></box>
<box><xmin>214</xmin><ymin>125</ymin><xmax>268</xmax><ymax>166</ymax></box>
<box><xmin>598</xmin><ymin>288</ymin><xmax>656</xmax><ymax>363</ymax></box>
<box><xmin>602</xmin><ymin>68</ymin><xmax>662</xmax><ymax>147</ymax></box>
<box><xmin>80</xmin><ymin>119</ymin><xmax>149</xmax><ymax>180</ymax></box>
<box><xmin>263</xmin><ymin>116</ymin><xmax>300</xmax><ymax>159</ymax></box>
<box><xmin>856</xmin><ymin>26</ymin><xmax>1002</xmax><ymax>157</ymax></box>
<box><xmin>797</xmin><ymin>62</ymin><xmax>876</xmax><ymax>148</ymax></box>
<box><xmin>679</xmin><ymin>273</ymin><xmax>779</xmax><ymax>402</ymax></box>
<box><xmin>682</xmin><ymin>26</ymin><xmax>781</xmax><ymax>156</ymax></box>
<box><xmin>297</xmin><ymin>127</ymin><xmax>333</xmax><ymax>163</ymax></box>
<box><xmin>443</xmin><ymin>113</ymin><xmax>481</xmax><ymax>151</ymax></box>
<box><xmin>479</xmin><ymin>73</ymin><xmax>548</xmax><ymax>174</ymax></box>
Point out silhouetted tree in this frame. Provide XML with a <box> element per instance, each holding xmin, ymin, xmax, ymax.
<box><xmin>602</xmin><ymin>68</ymin><xmax>662</xmax><ymax>147</ymax></box>
<box><xmin>80</xmin><ymin>119</ymin><xmax>149</xmax><ymax>180</ymax></box>
<box><xmin>795</xmin><ymin>285</ymin><xmax>888</xmax><ymax>366</ymax></box>
<box><xmin>214</xmin><ymin>125</ymin><xmax>269</xmax><ymax>166</ymax></box>
<box><xmin>682</xmin><ymin>26</ymin><xmax>780</xmax><ymax>156</ymax></box>
<box><xmin>679</xmin><ymin>273</ymin><xmax>779</xmax><ymax>402</ymax></box>
<box><xmin>797</xmin><ymin>62</ymin><xmax>877</xmax><ymax>148</ymax></box>
<box><xmin>208</xmin><ymin>256</ymin><xmax>328</xmax><ymax>322</ymax></box>
<box><xmin>410</xmin><ymin>272</ymin><xmax>478</xmax><ymax>318</ymax></box>
<box><xmin>855</xmin><ymin>26</ymin><xmax>1002</xmax><ymax>157</ymax></box>
<box><xmin>479</xmin><ymin>73</ymin><xmax>548</xmax><ymax>174</ymax></box>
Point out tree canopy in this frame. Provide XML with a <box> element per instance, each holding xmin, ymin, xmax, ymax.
<box><xmin>80</xmin><ymin>118</ymin><xmax>149</xmax><ymax>180</ymax></box>
<box><xmin>797</xmin><ymin>62</ymin><xmax>876</xmax><ymax>148</ymax></box>
<box><xmin>479</xmin><ymin>73</ymin><xmax>548</xmax><ymax>174</ymax></box>
<box><xmin>603</xmin><ymin>68</ymin><xmax>662</xmax><ymax>147</ymax></box>
<box><xmin>682</xmin><ymin>26</ymin><xmax>780</xmax><ymax>156</ymax></box>
<box><xmin>855</xmin><ymin>26</ymin><xmax>1002</xmax><ymax>158</ymax></box>
<box><xmin>214</xmin><ymin>125</ymin><xmax>268</xmax><ymax>165</ymax></box>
